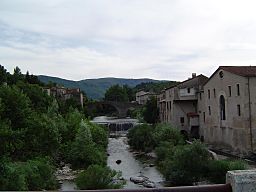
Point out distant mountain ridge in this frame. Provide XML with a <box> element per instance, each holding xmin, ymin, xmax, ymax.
<box><xmin>38</xmin><ymin>75</ymin><xmax>161</xmax><ymax>99</ymax></box>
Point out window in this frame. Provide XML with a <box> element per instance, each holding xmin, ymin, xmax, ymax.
<box><xmin>199</xmin><ymin>92</ymin><xmax>202</xmax><ymax>100</ymax></box>
<box><xmin>237</xmin><ymin>105</ymin><xmax>241</xmax><ymax>116</ymax></box>
<box><xmin>187</xmin><ymin>88</ymin><xmax>190</xmax><ymax>93</ymax></box>
<box><xmin>228</xmin><ymin>86</ymin><xmax>232</xmax><ymax>97</ymax></box>
<box><xmin>180</xmin><ymin>117</ymin><xmax>184</xmax><ymax>124</ymax></box>
<box><xmin>208</xmin><ymin>106</ymin><xmax>211</xmax><ymax>115</ymax></box>
<box><xmin>208</xmin><ymin>89</ymin><xmax>210</xmax><ymax>99</ymax></box>
<box><xmin>213</xmin><ymin>88</ymin><xmax>216</xmax><ymax>98</ymax></box>
<box><xmin>219</xmin><ymin>71</ymin><xmax>224</xmax><ymax>78</ymax></box>
<box><xmin>203</xmin><ymin>112</ymin><xmax>206</xmax><ymax>123</ymax></box>
<box><xmin>220</xmin><ymin>95</ymin><xmax>226</xmax><ymax>120</ymax></box>
<box><xmin>237</xmin><ymin>84</ymin><xmax>240</xmax><ymax>96</ymax></box>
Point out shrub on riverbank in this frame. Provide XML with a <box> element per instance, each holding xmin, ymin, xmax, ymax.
<box><xmin>206</xmin><ymin>159</ymin><xmax>247</xmax><ymax>184</ymax></box>
<box><xmin>68</xmin><ymin>120</ymin><xmax>107</xmax><ymax>168</ymax></box>
<box><xmin>162</xmin><ymin>141</ymin><xmax>209</xmax><ymax>186</ymax></box>
<box><xmin>75</xmin><ymin>164</ymin><xmax>124</xmax><ymax>189</ymax></box>
<box><xmin>127</xmin><ymin>124</ymin><xmax>156</xmax><ymax>152</ymax></box>
<box><xmin>0</xmin><ymin>157</ymin><xmax>58</xmax><ymax>191</ymax></box>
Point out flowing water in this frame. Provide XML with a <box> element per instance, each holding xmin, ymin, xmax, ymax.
<box><xmin>107</xmin><ymin>136</ymin><xmax>164</xmax><ymax>189</ymax></box>
<box><xmin>61</xmin><ymin>116</ymin><xmax>164</xmax><ymax>190</ymax></box>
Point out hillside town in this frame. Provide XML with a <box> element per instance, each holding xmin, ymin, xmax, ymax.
<box><xmin>136</xmin><ymin>66</ymin><xmax>256</xmax><ymax>156</ymax></box>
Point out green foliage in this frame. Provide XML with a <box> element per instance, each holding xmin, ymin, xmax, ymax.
<box><xmin>143</xmin><ymin>96</ymin><xmax>158</xmax><ymax>124</ymax></box>
<box><xmin>0</xmin><ymin>65</ymin><xmax>9</xmax><ymax>84</ymax></box>
<box><xmin>75</xmin><ymin>164</ymin><xmax>124</xmax><ymax>190</ymax></box>
<box><xmin>0</xmin><ymin>85</ymin><xmax>32</xmax><ymax>129</ymax></box>
<box><xmin>154</xmin><ymin>123</ymin><xmax>184</xmax><ymax>146</ymax></box>
<box><xmin>155</xmin><ymin>141</ymin><xmax>175</xmax><ymax>167</ymax></box>
<box><xmin>128</xmin><ymin>124</ymin><xmax>155</xmax><ymax>152</ymax></box>
<box><xmin>104</xmin><ymin>84</ymin><xmax>129</xmax><ymax>102</ymax></box>
<box><xmin>86</xmin><ymin>120</ymin><xmax>108</xmax><ymax>149</ymax></box>
<box><xmin>16</xmin><ymin>81</ymin><xmax>52</xmax><ymax>112</ymax></box>
<box><xmin>162</xmin><ymin>141</ymin><xmax>209</xmax><ymax>186</ymax></box>
<box><xmin>68</xmin><ymin>120</ymin><xmax>107</xmax><ymax>168</ymax></box>
<box><xmin>0</xmin><ymin>157</ymin><xmax>58</xmax><ymax>191</ymax></box>
<box><xmin>134</xmin><ymin>81</ymin><xmax>178</xmax><ymax>94</ymax></box>
<box><xmin>206</xmin><ymin>160</ymin><xmax>247</xmax><ymax>184</ymax></box>
<box><xmin>25</xmin><ymin>113</ymin><xmax>61</xmax><ymax>159</ymax></box>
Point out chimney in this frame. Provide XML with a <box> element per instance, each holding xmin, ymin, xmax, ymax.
<box><xmin>192</xmin><ymin>73</ymin><xmax>196</xmax><ymax>78</ymax></box>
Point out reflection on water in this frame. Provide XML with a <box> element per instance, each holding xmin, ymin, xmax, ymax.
<box><xmin>107</xmin><ymin>137</ymin><xmax>164</xmax><ymax>189</ymax></box>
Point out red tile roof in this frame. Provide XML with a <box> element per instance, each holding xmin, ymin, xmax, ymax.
<box><xmin>220</xmin><ymin>66</ymin><xmax>256</xmax><ymax>77</ymax></box>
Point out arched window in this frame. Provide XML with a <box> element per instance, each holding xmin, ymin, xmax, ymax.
<box><xmin>220</xmin><ymin>95</ymin><xmax>226</xmax><ymax>120</ymax></box>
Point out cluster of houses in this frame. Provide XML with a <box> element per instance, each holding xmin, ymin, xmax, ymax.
<box><xmin>136</xmin><ymin>66</ymin><xmax>256</xmax><ymax>155</ymax></box>
<box><xmin>44</xmin><ymin>86</ymin><xmax>84</xmax><ymax>108</ymax></box>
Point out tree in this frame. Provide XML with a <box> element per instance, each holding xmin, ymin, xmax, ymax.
<box><xmin>0</xmin><ymin>65</ymin><xmax>9</xmax><ymax>84</ymax></box>
<box><xmin>143</xmin><ymin>96</ymin><xmax>158</xmax><ymax>124</ymax></box>
<box><xmin>68</xmin><ymin>120</ymin><xmax>106</xmax><ymax>168</ymax></box>
<box><xmin>9</xmin><ymin>66</ymin><xmax>24</xmax><ymax>85</ymax></box>
<box><xmin>25</xmin><ymin>113</ymin><xmax>61</xmax><ymax>158</ymax></box>
<box><xmin>128</xmin><ymin>124</ymin><xmax>155</xmax><ymax>152</ymax></box>
<box><xmin>75</xmin><ymin>165</ymin><xmax>124</xmax><ymax>189</ymax></box>
<box><xmin>104</xmin><ymin>85</ymin><xmax>128</xmax><ymax>102</ymax></box>
<box><xmin>17</xmin><ymin>81</ymin><xmax>53</xmax><ymax>112</ymax></box>
<box><xmin>123</xmin><ymin>84</ymin><xmax>134</xmax><ymax>101</ymax></box>
<box><xmin>0</xmin><ymin>85</ymin><xmax>32</xmax><ymax>129</ymax></box>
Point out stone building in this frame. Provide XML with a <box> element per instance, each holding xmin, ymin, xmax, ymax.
<box><xmin>157</xmin><ymin>90</ymin><xmax>167</xmax><ymax>122</ymax></box>
<box><xmin>135</xmin><ymin>90</ymin><xmax>156</xmax><ymax>105</ymax></box>
<box><xmin>158</xmin><ymin>74</ymin><xmax>208</xmax><ymax>138</ymax></box>
<box><xmin>44</xmin><ymin>86</ymin><xmax>84</xmax><ymax>108</ymax></box>
<box><xmin>201</xmin><ymin>66</ymin><xmax>256</xmax><ymax>154</ymax></box>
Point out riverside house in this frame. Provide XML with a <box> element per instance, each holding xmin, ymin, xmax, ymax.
<box><xmin>158</xmin><ymin>66</ymin><xmax>256</xmax><ymax>155</ymax></box>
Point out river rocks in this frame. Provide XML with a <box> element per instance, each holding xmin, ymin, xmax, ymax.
<box><xmin>55</xmin><ymin>164</ymin><xmax>79</xmax><ymax>181</ymax></box>
<box><xmin>142</xmin><ymin>181</ymin><xmax>156</xmax><ymax>188</ymax></box>
<box><xmin>130</xmin><ymin>175</ymin><xmax>156</xmax><ymax>188</ymax></box>
<box><xmin>116</xmin><ymin>159</ymin><xmax>122</xmax><ymax>164</ymax></box>
<box><xmin>130</xmin><ymin>176</ymin><xmax>147</xmax><ymax>184</ymax></box>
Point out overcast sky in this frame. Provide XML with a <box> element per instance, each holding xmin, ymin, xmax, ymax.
<box><xmin>1</xmin><ymin>0</ymin><xmax>256</xmax><ymax>81</ymax></box>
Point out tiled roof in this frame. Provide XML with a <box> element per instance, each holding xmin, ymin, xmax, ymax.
<box><xmin>220</xmin><ymin>66</ymin><xmax>256</xmax><ymax>77</ymax></box>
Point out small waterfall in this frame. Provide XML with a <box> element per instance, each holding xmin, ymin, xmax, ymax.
<box><xmin>91</xmin><ymin>116</ymin><xmax>138</xmax><ymax>137</ymax></box>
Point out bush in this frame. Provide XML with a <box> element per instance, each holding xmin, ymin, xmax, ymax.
<box><xmin>206</xmin><ymin>160</ymin><xmax>247</xmax><ymax>184</ymax></box>
<box><xmin>0</xmin><ymin>157</ymin><xmax>58</xmax><ymax>191</ymax></box>
<box><xmin>162</xmin><ymin>141</ymin><xmax>209</xmax><ymax>186</ymax></box>
<box><xmin>153</xmin><ymin>123</ymin><xmax>184</xmax><ymax>146</ymax></box>
<box><xmin>127</xmin><ymin>124</ymin><xmax>155</xmax><ymax>152</ymax></box>
<box><xmin>75</xmin><ymin>164</ymin><xmax>124</xmax><ymax>189</ymax></box>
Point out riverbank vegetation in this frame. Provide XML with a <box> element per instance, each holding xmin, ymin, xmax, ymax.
<box><xmin>127</xmin><ymin>123</ymin><xmax>248</xmax><ymax>186</ymax></box>
<box><xmin>0</xmin><ymin>65</ymin><xmax>122</xmax><ymax>190</ymax></box>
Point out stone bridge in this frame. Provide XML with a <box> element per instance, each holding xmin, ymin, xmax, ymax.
<box><xmin>87</xmin><ymin>101</ymin><xmax>141</xmax><ymax>117</ymax></box>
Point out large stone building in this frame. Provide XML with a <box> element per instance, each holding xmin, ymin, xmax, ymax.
<box><xmin>158</xmin><ymin>66</ymin><xmax>256</xmax><ymax>155</ymax></box>
<box><xmin>158</xmin><ymin>74</ymin><xmax>208</xmax><ymax>138</ymax></box>
<box><xmin>201</xmin><ymin>66</ymin><xmax>256</xmax><ymax>154</ymax></box>
<box><xmin>44</xmin><ymin>86</ymin><xmax>84</xmax><ymax>108</ymax></box>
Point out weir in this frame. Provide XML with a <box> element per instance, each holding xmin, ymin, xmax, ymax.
<box><xmin>91</xmin><ymin>116</ymin><xmax>139</xmax><ymax>137</ymax></box>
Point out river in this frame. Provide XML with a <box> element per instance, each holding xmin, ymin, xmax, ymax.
<box><xmin>61</xmin><ymin>116</ymin><xmax>164</xmax><ymax>190</ymax></box>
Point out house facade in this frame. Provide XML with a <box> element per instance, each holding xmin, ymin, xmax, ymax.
<box><xmin>136</xmin><ymin>90</ymin><xmax>156</xmax><ymax>105</ymax></box>
<box><xmin>44</xmin><ymin>86</ymin><xmax>84</xmax><ymax>108</ymax></box>
<box><xmin>201</xmin><ymin>66</ymin><xmax>256</xmax><ymax>154</ymax></box>
<box><xmin>158</xmin><ymin>66</ymin><xmax>256</xmax><ymax>154</ymax></box>
<box><xmin>158</xmin><ymin>74</ymin><xmax>208</xmax><ymax>138</ymax></box>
